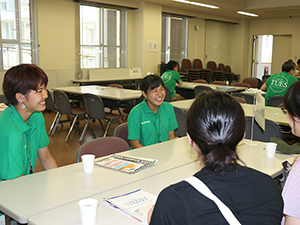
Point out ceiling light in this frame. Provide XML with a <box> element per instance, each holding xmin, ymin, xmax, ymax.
<box><xmin>173</xmin><ymin>0</ymin><xmax>219</xmax><ymax>9</ymax></box>
<box><xmin>237</xmin><ymin>11</ymin><xmax>258</xmax><ymax>17</ymax></box>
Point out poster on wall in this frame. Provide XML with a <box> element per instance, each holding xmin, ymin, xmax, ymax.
<box><xmin>147</xmin><ymin>41</ymin><xmax>157</xmax><ymax>52</ymax></box>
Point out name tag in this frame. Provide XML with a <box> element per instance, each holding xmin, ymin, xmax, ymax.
<box><xmin>141</xmin><ymin>121</ymin><xmax>151</xmax><ymax>125</ymax></box>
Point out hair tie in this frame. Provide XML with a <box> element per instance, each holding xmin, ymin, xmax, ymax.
<box><xmin>215</xmin><ymin>140</ymin><xmax>224</xmax><ymax>146</ymax></box>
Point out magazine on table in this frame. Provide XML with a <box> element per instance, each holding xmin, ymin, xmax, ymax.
<box><xmin>94</xmin><ymin>154</ymin><xmax>157</xmax><ymax>174</ymax></box>
<box><xmin>103</xmin><ymin>189</ymin><xmax>157</xmax><ymax>224</ymax></box>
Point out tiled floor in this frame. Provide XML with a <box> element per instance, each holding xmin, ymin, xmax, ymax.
<box><xmin>33</xmin><ymin>110</ymin><xmax>123</xmax><ymax>173</ymax></box>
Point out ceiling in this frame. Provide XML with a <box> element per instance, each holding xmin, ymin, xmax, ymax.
<box><xmin>131</xmin><ymin>0</ymin><xmax>300</xmax><ymax>20</ymax></box>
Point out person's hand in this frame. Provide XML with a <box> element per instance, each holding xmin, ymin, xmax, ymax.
<box><xmin>147</xmin><ymin>204</ymin><xmax>155</xmax><ymax>224</ymax></box>
<box><xmin>293</xmin><ymin>154</ymin><xmax>300</xmax><ymax>165</ymax></box>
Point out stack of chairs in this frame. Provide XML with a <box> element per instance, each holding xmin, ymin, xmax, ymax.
<box><xmin>219</xmin><ymin>63</ymin><xmax>234</xmax><ymax>85</ymax></box>
<box><xmin>226</xmin><ymin>65</ymin><xmax>240</xmax><ymax>83</ymax></box>
<box><xmin>178</xmin><ymin>64</ymin><xmax>189</xmax><ymax>82</ymax></box>
<box><xmin>182</xmin><ymin>59</ymin><xmax>201</xmax><ymax>82</ymax></box>
<box><xmin>207</xmin><ymin>61</ymin><xmax>226</xmax><ymax>82</ymax></box>
<box><xmin>193</xmin><ymin>58</ymin><xmax>212</xmax><ymax>83</ymax></box>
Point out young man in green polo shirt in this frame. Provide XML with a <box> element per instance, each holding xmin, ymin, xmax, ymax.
<box><xmin>261</xmin><ymin>60</ymin><xmax>298</xmax><ymax>105</ymax></box>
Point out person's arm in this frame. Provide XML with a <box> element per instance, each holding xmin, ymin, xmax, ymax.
<box><xmin>177</xmin><ymin>81</ymin><xmax>183</xmax><ymax>86</ymax></box>
<box><xmin>261</xmin><ymin>83</ymin><xmax>267</xmax><ymax>91</ymax></box>
<box><xmin>169</xmin><ymin>130</ymin><xmax>175</xmax><ymax>140</ymax></box>
<box><xmin>130</xmin><ymin>140</ymin><xmax>144</xmax><ymax>149</ymax></box>
<box><xmin>38</xmin><ymin>146</ymin><xmax>58</xmax><ymax>170</ymax></box>
<box><xmin>284</xmin><ymin>215</ymin><xmax>300</xmax><ymax>225</ymax></box>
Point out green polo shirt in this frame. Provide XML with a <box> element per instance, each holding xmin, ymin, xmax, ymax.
<box><xmin>0</xmin><ymin>105</ymin><xmax>49</xmax><ymax>181</ymax></box>
<box><xmin>264</xmin><ymin>71</ymin><xmax>298</xmax><ymax>105</ymax></box>
<box><xmin>128</xmin><ymin>99</ymin><xmax>178</xmax><ymax>147</ymax></box>
<box><xmin>161</xmin><ymin>70</ymin><xmax>182</xmax><ymax>98</ymax></box>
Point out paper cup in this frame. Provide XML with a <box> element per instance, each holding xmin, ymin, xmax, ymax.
<box><xmin>265</xmin><ymin>142</ymin><xmax>277</xmax><ymax>158</ymax></box>
<box><xmin>78</xmin><ymin>198</ymin><xmax>99</xmax><ymax>225</ymax></box>
<box><xmin>81</xmin><ymin>154</ymin><xmax>95</xmax><ymax>173</ymax></box>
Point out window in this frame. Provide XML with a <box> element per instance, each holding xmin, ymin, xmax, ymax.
<box><xmin>161</xmin><ymin>14</ymin><xmax>188</xmax><ymax>64</ymax></box>
<box><xmin>0</xmin><ymin>0</ymin><xmax>37</xmax><ymax>70</ymax></box>
<box><xmin>80</xmin><ymin>4</ymin><xmax>126</xmax><ymax>69</ymax></box>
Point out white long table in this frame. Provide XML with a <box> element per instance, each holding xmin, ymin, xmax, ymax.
<box><xmin>52</xmin><ymin>85</ymin><xmax>142</xmax><ymax>101</ymax></box>
<box><xmin>178</xmin><ymin>82</ymin><xmax>247</xmax><ymax>92</ymax></box>
<box><xmin>27</xmin><ymin>139</ymin><xmax>294</xmax><ymax>225</ymax></box>
<box><xmin>171</xmin><ymin>100</ymin><xmax>288</xmax><ymax>125</ymax></box>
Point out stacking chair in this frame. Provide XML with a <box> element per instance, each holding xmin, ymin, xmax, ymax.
<box><xmin>193</xmin><ymin>59</ymin><xmax>212</xmax><ymax>83</ymax></box>
<box><xmin>267</xmin><ymin>96</ymin><xmax>284</xmax><ymax>107</ymax></box>
<box><xmin>226</xmin><ymin>65</ymin><xmax>240</xmax><ymax>83</ymax></box>
<box><xmin>242</xmin><ymin>78</ymin><xmax>259</xmax><ymax>88</ymax></box>
<box><xmin>219</xmin><ymin>63</ymin><xmax>234</xmax><ymax>85</ymax></box>
<box><xmin>79</xmin><ymin>93</ymin><xmax>124</xmax><ymax>142</ymax></box>
<box><xmin>76</xmin><ymin>137</ymin><xmax>130</xmax><ymax>162</ymax></box>
<box><xmin>173</xmin><ymin>106</ymin><xmax>186</xmax><ymax>137</ymax></box>
<box><xmin>233</xmin><ymin>83</ymin><xmax>251</xmax><ymax>88</ymax></box>
<box><xmin>233</xmin><ymin>96</ymin><xmax>246</xmax><ymax>104</ymax></box>
<box><xmin>164</xmin><ymin>86</ymin><xmax>172</xmax><ymax>102</ymax></box>
<box><xmin>178</xmin><ymin>64</ymin><xmax>189</xmax><ymax>82</ymax></box>
<box><xmin>113</xmin><ymin>122</ymin><xmax>131</xmax><ymax>148</ymax></box>
<box><xmin>193</xmin><ymin>79</ymin><xmax>207</xmax><ymax>84</ymax></box>
<box><xmin>232</xmin><ymin>93</ymin><xmax>254</xmax><ymax>104</ymax></box>
<box><xmin>245</xmin><ymin>116</ymin><xmax>282</xmax><ymax>142</ymax></box>
<box><xmin>207</xmin><ymin>61</ymin><xmax>226</xmax><ymax>81</ymax></box>
<box><xmin>182</xmin><ymin>59</ymin><xmax>201</xmax><ymax>81</ymax></box>
<box><xmin>194</xmin><ymin>86</ymin><xmax>213</xmax><ymax>98</ymax></box>
<box><xmin>51</xmin><ymin>90</ymin><xmax>86</xmax><ymax>142</ymax></box>
<box><xmin>212</xmin><ymin>81</ymin><xmax>227</xmax><ymax>85</ymax></box>
<box><xmin>105</xmin><ymin>84</ymin><xmax>126</xmax><ymax>115</ymax></box>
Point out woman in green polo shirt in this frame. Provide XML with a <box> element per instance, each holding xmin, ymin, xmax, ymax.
<box><xmin>128</xmin><ymin>75</ymin><xmax>178</xmax><ymax>149</ymax></box>
<box><xmin>0</xmin><ymin>64</ymin><xmax>58</xmax><ymax>182</ymax></box>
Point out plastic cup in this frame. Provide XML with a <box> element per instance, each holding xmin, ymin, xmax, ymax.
<box><xmin>81</xmin><ymin>154</ymin><xmax>95</xmax><ymax>173</ymax></box>
<box><xmin>78</xmin><ymin>198</ymin><xmax>99</xmax><ymax>225</ymax></box>
<box><xmin>265</xmin><ymin>142</ymin><xmax>277</xmax><ymax>158</ymax></box>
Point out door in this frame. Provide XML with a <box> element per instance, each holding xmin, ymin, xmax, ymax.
<box><xmin>271</xmin><ymin>35</ymin><xmax>292</xmax><ymax>74</ymax></box>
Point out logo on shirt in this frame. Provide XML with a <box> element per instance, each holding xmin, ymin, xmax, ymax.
<box><xmin>269</xmin><ymin>76</ymin><xmax>288</xmax><ymax>93</ymax></box>
<box><xmin>141</xmin><ymin>121</ymin><xmax>151</xmax><ymax>125</ymax></box>
<box><xmin>161</xmin><ymin>71</ymin><xmax>172</xmax><ymax>83</ymax></box>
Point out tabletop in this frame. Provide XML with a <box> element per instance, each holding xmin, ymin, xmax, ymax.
<box><xmin>72</xmin><ymin>76</ymin><xmax>144</xmax><ymax>84</ymax></box>
<box><xmin>178</xmin><ymin>82</ymin><xmax>247</xmax><ymax>92</ymax></box>
<box><xmin>52</xmin><ymin>85</ymin><xmax>142</xmax><ymax>101</ymax></box>
<box><xmin>27</xmin><ymin>139</ymin><xmax>294</xmax><ymax>225</ymax></box>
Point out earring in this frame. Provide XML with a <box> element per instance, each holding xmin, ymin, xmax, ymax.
<box><xmin>22</xmin><ymin>102</ymin><xmax>26</xmax><ymax>109</ymax></box>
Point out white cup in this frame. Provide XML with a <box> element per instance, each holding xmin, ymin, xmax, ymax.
<box><xmin>78</xmin><ymin>198</ymin><xmax>99</xmax><ymax>225</ymax></box>
<box><xmin>81</xmin><ymin>154</ymin><xmax>95</xmax><ymax>173</ymax></box>
<box><xmin>265</xmin><ymin>142</ymin><xmax>277</xmax><ymax>158</ymax></box>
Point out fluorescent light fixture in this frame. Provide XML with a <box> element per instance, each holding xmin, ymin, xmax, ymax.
<box><xmin>173</xmin><ymin>0</ymin><xmax>219</xmax><ymax>9</ymax></box>
<box><xmin>237</xmin><ymin>11</ymin><xmax>258</xmax><ymax>17</ymax></box>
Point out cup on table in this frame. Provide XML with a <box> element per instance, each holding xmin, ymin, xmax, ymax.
<box><xmin>265</xmin><ymin>142</ymin><xmax>277</xmax><ymax>158</ymax></box>
<box><xmin>81</xmin><ymin>154</ymin><xmax>95</xmax><ymax>173</ymax></box>
<box><xmin>78</xmin><ymin>198</ymin><xmax>99</xmax><ymax>225</ymax></box>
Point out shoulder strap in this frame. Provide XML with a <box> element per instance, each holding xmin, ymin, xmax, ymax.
<box><xmin>183</xmin><ymin>176</ymin><xmax>241</xmax><ymax>225</ymax></box>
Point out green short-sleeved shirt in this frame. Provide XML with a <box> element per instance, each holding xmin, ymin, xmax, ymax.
<box><xmin>161</xmin><ymin>70</ymin><xmax>182</xmax><ymax>98</ymax></box>
<box><xmin>0</xmin><ymin>105</ymin><xmax>49</xmax><ymax>181</ymax></box>
<box><xmin>264</xmin><ymin>71</ymin><xmax>298</xmax><ymax>105</ymax></box>
<box><xmin>128</xmin><ymin>99</ymin><xmax>178</xmax><ymax>147</ymax></box>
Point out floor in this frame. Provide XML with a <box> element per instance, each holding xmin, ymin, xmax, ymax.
<box><xmin>33</xmin><ymin>110</ymin><xmax>123</xmax><ymax>173</ymax></box>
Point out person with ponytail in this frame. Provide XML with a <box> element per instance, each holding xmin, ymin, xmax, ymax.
<box><xmin>148</xmin><ymin>91</ymin><xmax>283</xmax><ymax>225</ymax></box>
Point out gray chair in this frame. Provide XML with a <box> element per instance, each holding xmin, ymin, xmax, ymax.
<box><xmin>79</xmin><ymin>93</ymin><xmax>124</xmax><ymax>142</ymax></box>
<box><xmin>76</xmin><ymin>137</ymin><xmax>130</xmax><ymax>162</ymax></box>
<box><xmin>267</xmin><ymin>96</ymin><xmax>284</xmax><ymax>107</ymax></box>
<box><xmin>194</xmin><ymin>86</ymin><xmax>213</xmax><ymax>98</ymax></box>
<box><xmin>113</xmin><ymin>122</ymin><xmax>131</xmax><ymax>148</ymax></box>
<box><xmin>51</xmin><ymin>90</ymin><xmax>86</xmax><ymax>142</ymax></box>
<box><xmin>232</xmin><ymin>93</ymin><xmax>254</xmax><ymax>104</ymax></box>
<box><xmin>164</xmin><ymin>86</ymin><xmax>171</xmax><ymax>102</ymax></box>
<box><xmin>173</xmin><ymin>106</ymin><xmax>186</xmax><ymax>137</ymax></box>
<box><xmin>245</xmin><ymin>116</ymin><xmax>282</xmax><ymax>142</ymax></box>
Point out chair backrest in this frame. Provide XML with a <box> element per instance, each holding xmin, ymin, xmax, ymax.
<box><xmin>256</xmin><ymin>78</ymin><xmax>262</xmax><ymax>89</ymax></box>
<box><xmin>212</xmin><ymin>81</ymin><xmax>227</xmax><ymax>85</ymax></box>
<box><xmin>207</xmin><ymin>61</ymin><xmax>217</xmax><ymax>70</ymax></box>
<box><xmin>218</xmin><ymin>63</ymin><xmax>226</xmax><ymax>72</ymax></box>
<box><xmin>113</xmin><ymin>123</ymin><xmax>131</xmax><ymax>147</ymax></box>
<box><xmin>76</xmin><ymin>137</ymin><xmax>130</xmax><ymax>162</ymax></box>
<box><xmin>164</xmin><ymin>86</ymin><xmax>172</xmax><ymax>102</ymax></box>
<box><xmin>267</xmin><ymin>96</ymin><xmax>284</xmax><ymax>107</ymax></box>
<box><xmin>53</xmin><ymin>90</ymin><xmax>72</xmax><ymax>115</ymax></box>
<box><xmin>193</xmin><ymin>59</ymin><xmax>203</xmax><ymax>69</ymax></box>
<box><xmin>193</xmin><ymin>79</ymin><xmax>207</xmax><ymax>84</ymax></box>
<box><xmin>83</xmin><ymin>93</ymin><xmax>106</xmax><ymax>120</ymax></box>
<box><xmin>232</xmin><ymin>93</ymin><xmax>254</xmax><ymax>104</ymax></box>
<box><xmin>45</xmin><ymin>89</ymin><xmax>55</xmax><ymax>111</ymax></box>
<box><xmin>225</xmin><ymin>65</ymin><xmax>232</xmax><ymax>73</ymax></box>
<box><xmin>194</xmin><ymin>86</ymin><xmax>213</xmax><ymax>98</ymax></box>
<box><xmin>233</xmin><ymin>82</ymin><xmax>251</xmax><ymax>88</ymax></box>
<box><xmin>108</xmin><ymin>84</ymin><xmax>123</xmax><ymax>89</ymax></box>
<box><xmin>242</xmin><ymin>78</ymin><xmax>258</xmax><ymax>88</ymax></box>
<box><xmin>182</xmin><ymin>59</ymin><xmax>192</xmax><ymax>70</ymax></box>
<box><xmin>233</xmin><ymin>96</ymin><xmax>246</xmax><ymax>104</ymax></box>
<box><xmin>245</xmin><ymin>117</ymin><xmax>282</xmax><ymax>142</ymax></box>
<box><xmin>173</xmin><ymin>106</ymin><xmax>186</xmax><ymax>137</ymax></box>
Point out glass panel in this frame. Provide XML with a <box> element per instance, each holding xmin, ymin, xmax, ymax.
<box><xmin>161</xmin><ymin>16</ymin><xmax>167</xmax><ymax>63</ymax></box>
<box><xmin>2</xmin><ymin>43</ymin><xmax>18</xmax><ymax>69</ymax></box>
<box><xmin>81</xmin><ymin>46</ymin><xmax>100</xmax><ymax>68</ymax></box>
<box><xmin>20</xmin><ymin>44</ymin><xmax>32</xmax><ymax>64</ymax></box>
<box><xmin>103</xmin><ymin>9</ymin><xmax>120</xmax><ymax>46</ymax></box>
<box><xmin>20</xmin><ymin>0</ymin><xmax>31</xmax><ymax>42</ymax></box>
<box><xmin>103</xmin><ymin>46</ymin><xmax>119</xmax><ymax>68</ymax></box>
<box><xmin>1</xmin><ymin>0</ymin><xmax>17</xmax><ymax>39</ymax></box>
<box><xmin>80</xmin><ymin>5</ymin><xmax>100</xmax><ymax>45</ymax></box>
<box><xmin>170</xmin><ymin>17</ymin><xmax>183</xmax><ymax>62</ymax></box>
